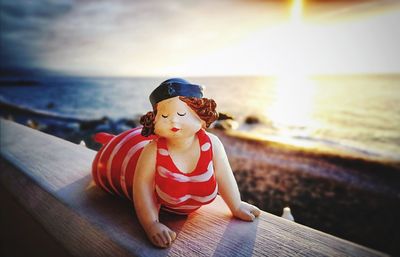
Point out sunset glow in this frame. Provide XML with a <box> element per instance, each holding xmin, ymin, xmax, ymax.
<box><xmin>291</xmin><ymin>0</ymin><xmax>303</xmax><ymax>23</ymax></box>
<box><xmin>266</xmin><ymin>0</ymin><xmax>317</xmax><ymax>135</ymax></box>
<box><xmin>2</xmin><ymin>1</ymin><xmax>398</xmax><ymax>76</ymax></box>
<box><xmin>164</xmin><ymin>0</ymin><xmax>400</xmax><ymax>77</ymax></box>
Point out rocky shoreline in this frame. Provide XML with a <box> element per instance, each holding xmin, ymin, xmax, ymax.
<box><xmin>1</xmin><ymin>104</ymin><xmax>400</xmax><ymax>255</ymax></box>
<box><xmin>213</xmin><ymin>129</ymin><xmax>400</xmax><ymax>254</ymax></box>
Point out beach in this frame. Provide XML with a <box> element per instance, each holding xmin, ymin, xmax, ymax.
<box><xmin>2</xmin><ymin>0</ymin><xmax>400</xmax><ymax>254</ymax></box>
<box><xmin>214</xmin><ymin>129</ymin><xmax>400</xmax><ymax>255</ymax></box>
<box><xmin>1</xmin><ymin>107</ymin><xmax>400</xmax><ymax>255</ymax></box>
<box><xmin>1</xmin><ymin>75</ymin><xmax>400</xmax><ymax>255</ymax></box>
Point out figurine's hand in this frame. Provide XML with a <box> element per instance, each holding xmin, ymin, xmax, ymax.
<box><xmin>232</xmin><ymin>201</ymin><xmax>261</xmax><ymax>221</ymax></box>
<box><xmin>145</xmin><ymin>221</ymin><xmax>177</xmax><ymax>248</ymax></box>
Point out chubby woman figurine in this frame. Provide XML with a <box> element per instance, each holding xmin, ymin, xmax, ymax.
<box><xmin>92</xmin><ymin>78</ymin><xmax>260</xmax><ymax>248</ymax></box>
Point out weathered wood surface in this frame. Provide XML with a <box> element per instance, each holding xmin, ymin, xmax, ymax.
<box><xmin>0</xmin><ymin>119</ymin><xmax>388</xmax><ymax>257</ymax></box>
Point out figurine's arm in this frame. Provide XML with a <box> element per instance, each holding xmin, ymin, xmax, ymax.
<box><xmin>208</xmin><ymin>133</ymin><xmax>261</xmax><ymax>221</ymax></box>
<box><xmin>133</xmin><ymin>141</ymin><xmax>176</xmax><ymax>248</ymax></box>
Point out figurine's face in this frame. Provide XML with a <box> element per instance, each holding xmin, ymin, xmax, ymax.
<box><xmin>154</xmin><ymin>97</ymin><xmax>204</xmax><ymax>139</ymax></box>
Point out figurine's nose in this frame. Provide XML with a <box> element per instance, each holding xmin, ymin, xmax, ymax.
<box><xmin>170</xmin><ymin>115</ymin><xmax>179</xmax><ymax>123</ymax></box>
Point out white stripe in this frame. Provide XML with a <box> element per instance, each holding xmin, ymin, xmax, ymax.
<box><xmin>120</xmin><ymin>140</ymin><xmax>152</xmax><ymax>199</ymax></box>
<box><xmin>97</xmin><ymin>136</ymin><xmax>119</xmax><ymax>195</ymax></box>
<box><xmin>155</xmin><ymin>184</ymin><xmax>218</xmax><ymax>205</ymax></box>
<box><xmin>157</xmin><ymin>161</ymin><xmax>214</xmax><ymax>182</ymax></box>
<box><xmin>201</xmin><ymin>142</ymin><xmax>211</xmax><ymax>152</ymax></box>
<box><xmin>106</xmin><ymin>128</ymin><xmax>141</xmax><ymax>195</ymax></box>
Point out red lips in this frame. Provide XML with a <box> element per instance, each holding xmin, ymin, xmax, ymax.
<box><xmin>171</xmin><ymin>127</ymin><xmax>180</xmax><ymax>132</ymax></box>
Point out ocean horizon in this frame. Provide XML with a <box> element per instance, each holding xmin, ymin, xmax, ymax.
<box><xmin>1</xmin><ymin>74</ymin><xmax>399</xmax><ymax>162</ymax></box>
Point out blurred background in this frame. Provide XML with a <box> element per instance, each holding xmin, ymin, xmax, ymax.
<box><xmin>1</xmin><ymin>0</ymin><xmax>400</xmax><ymax>255</ymax></box>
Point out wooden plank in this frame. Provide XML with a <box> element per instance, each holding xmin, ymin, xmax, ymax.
<box><xmin>0</xmin><ymin>119</ymin><xmax>388</xmax><ymax>257</ymax></box>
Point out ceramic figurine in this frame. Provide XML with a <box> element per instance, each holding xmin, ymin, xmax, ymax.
<box><xmin>92</xmin><ymin>78</ymin><xmax>261</xmax><ymax>248</ymax></box>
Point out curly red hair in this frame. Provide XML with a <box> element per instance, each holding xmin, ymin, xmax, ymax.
<box><xmin>140</xmin><ymin>96</ymin><xmax>218</xmax><ymax>137</ymax></box>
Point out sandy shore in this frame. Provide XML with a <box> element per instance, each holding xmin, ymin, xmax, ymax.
<box><xmin>1</xmin><ymin>103</ymin><xmax>399</xmax><ymax>254</ymax></box>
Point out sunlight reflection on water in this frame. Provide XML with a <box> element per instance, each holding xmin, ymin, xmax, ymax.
<box><xmin>0</xmin><ymin>75</ymin><xmax>399</xmax><ymax>160</ymax></box>
<box><xmin>267</xmin><ymin>75</ymin><xmax>317</xmax><ymax>131</ymax></box>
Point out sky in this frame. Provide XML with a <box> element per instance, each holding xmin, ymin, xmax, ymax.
<box><xmin>1</xmin><ymin>0</ymin><xmax>400</xmax><ymax>77</ymax></box>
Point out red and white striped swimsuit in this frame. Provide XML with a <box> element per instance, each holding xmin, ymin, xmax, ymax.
<box><xmin>155</xmin><ymin>129</ymin><xmax>218</xmax><ymax>214</ymax></box>
<box><xmin>92</xmin><ymin>127</ymin><xmax>218</xmax><ymax>214</ymax></box>
<box><xmin>92</xmin><ymin>127</ymin><xmax>156</xmax><ymax>200</ymax></box>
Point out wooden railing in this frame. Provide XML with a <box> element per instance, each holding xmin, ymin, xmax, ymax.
<box><xmin>0</xmin><ymin>119</ymin><xmax>387</xmax><ymax>257</ymax></box>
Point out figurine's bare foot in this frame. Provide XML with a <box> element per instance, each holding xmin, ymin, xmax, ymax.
<box><xmin>146</xmin><ymin>221</ymin><xmax>177</xmax><ymax>248</ymax></box>
<box><xmin>232</xmin><ymin>201</ymin><xmax>261</xmax><ymax>221</ymax></box>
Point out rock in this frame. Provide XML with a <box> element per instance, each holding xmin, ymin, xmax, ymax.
<box><xmin>117</xmin><ymin>118</ymin><xmax>136</xmax><ymax>128</ymax></box>
<box><xmin>114</xmin><ymin>119</ymin><xmax>134</xmax><ymax>133</ymax></box>
<box><xmin>26</xmin><ymin>119</ymin><xmax>39</xmax><ymax>129</ymax></box>
<box><xmin>245</xmin><ymin>115</ymin><xmax>261</xmax><ymax>125</ymax></box>
<box><xmin>65</xmin><ymin>122</ymin><xmax>80</xmax><ymax>132</ymax></box>
<box><xmin>5</xmin><ymin>114</ymin><xmax>14</xmax><ymax>121</ymax></box>
<box><xmin>80</xmin><ymin>116</ymin><xmax>109</xmax><ymax>130</ymax></box>
<box><xmin>26</xmin><ymin>119</ymin><xmax>47</xmax><ymax>130</ymax></box>
<box><xmin>218</xmin><ymin>112</ymin><xmax>234</xmax><ymax>121</ymax></box>
<box><xmin>212</xmin><ymin>119</ymin><xmax>239</xmax><ymax>130</ymax></box>
<box><xmin>125</xmin><ymin>118</ymin><xmax>137</xmax><ymax>128</ymax></box>
<box><xmin>213</xmin><ymin>122</ymin><xmax>225</xmax><ymax>130</ymax></box>
<box><xmin>94</xmin><ymin>123</ymin><xmax>113</xmax><ymax>133</ymax></box>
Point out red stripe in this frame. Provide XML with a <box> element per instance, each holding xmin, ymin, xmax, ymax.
<box><xmin>91</xmin><ymin>143</ymin><xmax>104</xmax><ymax>187</ymax></box>
<box><xmin>92</xmin><ymin>127</ymin><xmax>216</xmax><ymax>215</ymax></box>
<box><xmin>109</xmin><ymin>128</ymin><xmax>148</xmax><ymax>196</ymax></box>
<box><xmin>155</xmin><ymin>173</ymin><xmax>216</xmax><ymax>197</ymax></box>
<box><xmin>154</xmin><ymin>129</ymin><xmax>217</xmax><ymax>213</ymax></box>
<box><xmin>95</xmin><ymin>129</ymin><xmax>134</xmax><ymax>195</ymax></box>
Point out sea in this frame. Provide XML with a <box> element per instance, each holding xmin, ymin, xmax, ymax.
<box><xmin>1</xmin><ymin>75</ymin><xmax>399</xmax><ymax>161</ymax></box>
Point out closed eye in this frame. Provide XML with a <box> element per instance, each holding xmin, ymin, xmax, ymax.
<box><xmin>177</xmin><ymin>112</ymin><xmax>186</xmax><ymax>116</ymax></box>
<box><xmin>161</xmin><ymin>114</ymin><xmax>168</xmax><ymax>118</ymax></box>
